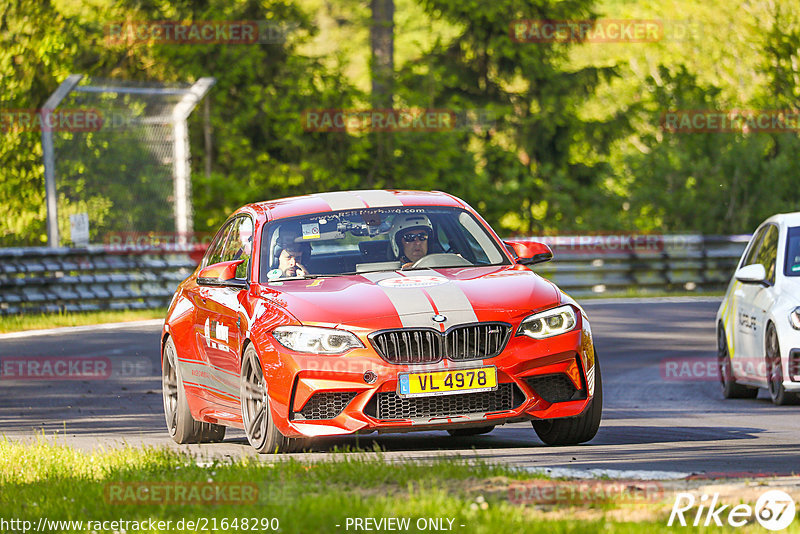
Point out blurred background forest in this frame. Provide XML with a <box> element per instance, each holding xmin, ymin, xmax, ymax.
<box><xmin>2</xmin><ymin>0</ymin><xmax>800</xmax><ymax>246</ymax></box>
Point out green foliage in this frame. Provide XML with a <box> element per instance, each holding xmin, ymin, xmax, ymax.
<box><xmin>621</xmin><ymin>2</ymin><xmax>800</xmax><ymax>234</ymax></box>
<box><xmin>393</xmin><ymin>0</ymin><xmax>630</xmax><ymax>234</ymax></box>
<box><xmin>3</xmin><ymin>0</ymin><xmax>800</xmax><ymax>244</ymax></box>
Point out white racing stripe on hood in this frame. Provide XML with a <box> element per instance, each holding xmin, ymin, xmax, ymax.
<box><xmin>353</xmin><ymin>190</ymin><xmax>404</xmax><ymax>207</ymax></box>
<box><xmin>362</xmin><ymin>270</ymin><xmax>478</xmax><ymax>328</ymax></box>
<box><xmin>413</xmin><ymin>269</ymin><xmax>479</xmax><ymax>325</ymax></box>
<box><xmin>314</xmin><ymin>191</ymin><xmax>367</xmax><ymax>211</ymax></box>
<box><xmin>361</xmin><ymin>272</ymin><xmax>435</xmax><ymax>327</ymax></box>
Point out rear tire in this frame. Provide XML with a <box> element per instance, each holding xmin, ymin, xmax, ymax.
<box><xmin>162</xmin><ymin>336</ymin><xmax>227</xmax><ymax>444</ymax></box>
<box><xmin>447</xmin><ymin>426</ymin><xmax>494</xmax><ymax>437</ymax></box>
<box><xmin>718</xmin><ymin>326</ymin><xmax>758</xmax><ymax>399</ymax></box>
<box><xmin>240</xmin><ymin>344</ymin><xmax>306</xmax><ymax>453</ymax></box>
<box><xmin>532</xmin><ymin>359</ymin><xmax>602</xmax><ymax>446</ymax></box>
<box><xmin>766</xmin><ymin>323</ymin><xmax>800</xmax><ymax>406</ymax></box>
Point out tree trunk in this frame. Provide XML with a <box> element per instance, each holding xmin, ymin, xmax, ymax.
<box><xmin>368</xmin><ymin>0</ymin><xmax>394</xmax><ymax>187</ymax></box>
<box><xmin>370</xmin><ymin>0</ymin><xmax>394</xmax><ymax>109</ymax></box>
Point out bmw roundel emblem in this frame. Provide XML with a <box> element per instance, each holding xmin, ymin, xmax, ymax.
<box><xmin>432</xmin><ymin>314</ymin><xmax>447</xmax><ymax>323</ymax></box>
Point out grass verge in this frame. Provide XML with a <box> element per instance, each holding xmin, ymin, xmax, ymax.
<box><xmin>0</xmin><ymin>309</ymin><xmax>166</xmax><ymax>334</ymax></box>
<box><xmin>0</xmin><ymin>439</ymin><xmax>790</xmax><ymax>533</ymax></box>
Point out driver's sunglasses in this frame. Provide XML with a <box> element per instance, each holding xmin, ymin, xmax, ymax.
<box><xmin>402</xmin><ymin>231</ymin><xmax>429</xmax><ymax>243</ymax></box>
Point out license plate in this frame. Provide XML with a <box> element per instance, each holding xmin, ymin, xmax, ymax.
<box><xmin>397</xmin><ymin>367</ymin><xmax>497</xmax><ymax>398</ymax></box>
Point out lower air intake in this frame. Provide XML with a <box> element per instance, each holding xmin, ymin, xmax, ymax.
<box><xmin>295</xmin><ymin>392</ymin><xmax>357</xmax><ymax>420</ymax></box>
<box><xmin>526</xmin><ymin>374</ymin><xmax>585</xmax><ymax>403</ymax></box>
<box><xmin>370</xmin><ymin>383</ymin><xmax>524</xmax><ymax>420</ymax></box>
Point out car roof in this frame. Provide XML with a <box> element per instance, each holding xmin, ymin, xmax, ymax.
<box><xmin>764</xmin><ymin>211</ymin><xmax>800</xmax><ymax>228</ymax></box>
<box><xmin>246</xmin><ymin>190</ymin><xmax>469</xmax><ymax>221</ymax></box>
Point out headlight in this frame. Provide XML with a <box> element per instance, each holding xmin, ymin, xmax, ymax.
<box><xmin>518</xmin><ymin>305</ymin><xmax>577</xmax><ymax>339</ymax></box>
<box><xmin>790</xmin><ymin>308</ymin><xmax>800</xmax><ymax>330</ymax></box>
<box><xmin>272</xmin><ymin>326</ymin><xmax>364</xmax><ymax>355</ymax></box>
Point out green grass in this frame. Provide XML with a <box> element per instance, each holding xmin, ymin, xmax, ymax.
<box><xmin>0</xmin><ymin>308</ymin><xmax>166</xmax><ymax>333</ymax></box>
<box><xmin>0</xmin><ymin>439</ymin><xmax>792</xmax><ymax>533</ymax></box>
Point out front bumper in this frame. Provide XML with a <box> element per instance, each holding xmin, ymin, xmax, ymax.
<box><xmin>781</xmin><ymin>325</ymin><xmax>800</xmax><ymax>388</ymax></box>
<box><xmin>263</xmin><ymin>321</ymin><xmax>597</xmax><ymax>438</ymax></box>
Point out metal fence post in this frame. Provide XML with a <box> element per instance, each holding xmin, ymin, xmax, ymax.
<box><xmin>41</xmin><ymin>74</ymin><xmax>83</xmax><ymax>247</ymax></box>
<box><xmin>172</xmin><ymin>77</ymin><xmax>216</xmax><ymax>240</ymax></box>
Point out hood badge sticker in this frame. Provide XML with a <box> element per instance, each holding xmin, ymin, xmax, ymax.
<box><xmin>377</xmin><ymin>276</ymin><xmax>448</xmax><ymax>289</ymax></box>
<box><xmin>432</xmin><ymin>314</ymin><xmax>447</xmax><ymax>323</ymax></box>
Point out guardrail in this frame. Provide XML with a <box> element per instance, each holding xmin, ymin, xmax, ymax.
<box><xmin>0</xmin><ymin>246</ymin><xmax>200</xmax><ymax>316</ymax></box>
<box><xmin>523</xmin><ymin>234</ymin><xmax>750</xmax><ymax>298</ymax></box>
<box><xmin>0</xmin><ymin>235</ymin><xmax>750</xmax><ymax>315</ymax></box>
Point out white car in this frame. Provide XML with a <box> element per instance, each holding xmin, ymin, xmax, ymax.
<box><xmin>716</xmin><ymin>212</ymin><xmax>800</xmax><ymax>405</ymax></box>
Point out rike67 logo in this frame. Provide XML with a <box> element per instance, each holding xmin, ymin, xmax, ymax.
<box><xmin>669</xmin><ymin>490</ymin><xmax>796</xmax><ymax>530</ymax></box>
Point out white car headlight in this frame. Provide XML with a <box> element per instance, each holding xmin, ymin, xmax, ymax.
<box><xmin>790</xmin><ymin>307</ymin><xmax>800</xmax><ymax>330</ymax></box>
<box><xmin>518</xmin><ymin>305</ymin><xmax>577</xmax><ymax>339</ymax></box>
<box><xmin>272</xmin><ymin>326</ymin><xmax>364</xmax><ymax>355</ymax></box>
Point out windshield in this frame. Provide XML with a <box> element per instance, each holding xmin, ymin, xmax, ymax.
<box><xmin>259</xmin><ymin>207</ymin><xmax>509</xmax><ymax>281</ymax></box>
<box><xmin>786</xmin><ymin>226</ymin><xmax>800</xmax><ymax>277</ymax></box>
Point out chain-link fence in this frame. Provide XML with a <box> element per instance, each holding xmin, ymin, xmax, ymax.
<box><xmin>44</xmin><ymin>75</ymin><xmax>214</xmax><ymax>248</ymax></box>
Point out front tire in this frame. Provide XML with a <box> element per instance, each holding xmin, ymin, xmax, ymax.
<box><xmin>240</xmin><ymin>344</ymin><xmax>306</xmax><ymax>453</ymax></box>
<box><xmin>718</xmin><ymin>326</ymin><xmax>758</xmax><ymax>399</ymax></box>
<box><xmin>766</xmin><ymin>323</ymin><xmax>800</xmax><ymax>405</ymax></box>
<box><xmin>162</xmin><ymin>336</ymin><xmax>226</xmax><ymax>444</ymax></box>
<box><xmin>532</xmin><ymin>360</ymin><xmax>603</xmax><ymax>446</ymax></box>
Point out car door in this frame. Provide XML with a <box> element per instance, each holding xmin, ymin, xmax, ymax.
<box><xmin>735</xmin><ymin>225</ymin><xmax>779</xmax><ymax>381</ymax></box>
<box><xmin>199</xmin><ymin>215</ymin><xmax>254</xmax><ymax>409</ymax></box>
<box><xmin>730</xmin><ymin>225</ymin><xmax>767</xmax><ymax>379</ymax></box>
<box><xmin>188</xmin><ymin>220</ymin><xmax>235</xmax><ymax>405</ymax></box>
<box><xmin>749</xmin><ymin>224</ymin><xmax>780</xmax><ymax>381</ymax></box>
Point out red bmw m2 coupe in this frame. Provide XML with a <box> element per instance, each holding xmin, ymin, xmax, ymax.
<box><xmin>161</xmin><ymin>190</ymin><xmax>601</xmax><ymax>453</ymax></box>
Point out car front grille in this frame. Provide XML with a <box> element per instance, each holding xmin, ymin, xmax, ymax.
<box><xmin>525</xmin><ymin>374</ymin><xmax>585</xmax><ymax>403</ymax></box>
<box><xmin>294</xmin><ymin>391</ymin><xmax>357</xmax><ymax>420</ymax></box>
<box><xmin>369</xmin><ymin>323</ymin><xmax>511</xmax><ymax>364</ymax></box>
<box><xmin>367</xmin><ymin>382</ymin><xmax>524</xmax><ymax>420</ymax></box>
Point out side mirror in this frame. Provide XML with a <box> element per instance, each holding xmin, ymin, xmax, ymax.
<box><xmin>504</xmin><ymin>240</ymin><xmax>553</xmax><ymax>266</ymax></box>
<box><xmin>197</xmin><ymin>260</ymin><xmax>248</xmax><ymax>288</ymax></box>
<box><xmin>734</xmin><ymin>263</ymin><xmax>767</xmax><ymax>285</ymax></box>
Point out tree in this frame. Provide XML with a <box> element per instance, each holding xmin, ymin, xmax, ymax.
<box><xmin>395</xmin><ymin>0</ymin><xmax>628</xmax><ymax>235</ymax></box>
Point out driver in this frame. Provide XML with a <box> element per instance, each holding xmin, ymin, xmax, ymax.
<box><xmin>278</xmin><ymin>245</ymin><xmax>309</xmax><ymax>277</ymax></box>
<box><xmin>389</xmin><ymin>213</ymin><xmax>434</xmax><ymax>268</ymax></box>
<box><xmin>270</xmin><ymin>229</ymin><xmax>311</xmax><ymax>278</ymax></box>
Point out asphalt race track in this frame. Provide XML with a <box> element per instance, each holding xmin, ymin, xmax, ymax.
<box><xmin>2</xmin><ymin>298</ymin><xmax>799</xmax><ymax>477</ymax></box>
